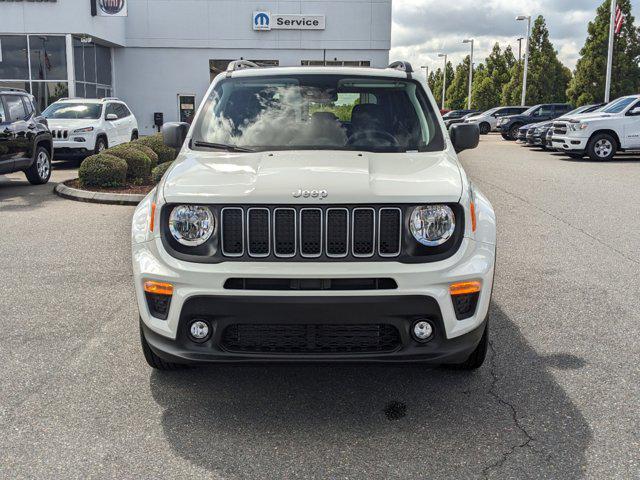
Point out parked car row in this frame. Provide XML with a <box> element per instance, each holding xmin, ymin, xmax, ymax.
<box><xmin>513</xmin><ymin>95</ymin><xmax>640</xmax><ymax>161</ymax></box>
<box><xmin>0</xmin><ymin>88</ymin><xmax>139</xmax><ymax>184</ymax></box>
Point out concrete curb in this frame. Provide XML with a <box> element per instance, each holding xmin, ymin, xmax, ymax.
<box><xmin>54</xmin><ymin>182</ymin><xmax>145</xmax><ymax>206</ymax></box>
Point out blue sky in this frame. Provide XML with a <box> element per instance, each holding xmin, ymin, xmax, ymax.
<box><xmin>390</xmin><ymin>0</ymin><xmax>640</xmax><ymax>74</ymax></box>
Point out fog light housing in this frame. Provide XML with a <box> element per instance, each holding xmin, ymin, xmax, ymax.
<box><xmin>412</xmin><ymin>320</ymin><xmax>434</xmax><ymax>342</ymax></box>
<box><xmin>188</xmin><ymin>319</ymin><xmax>211</xmax><ymax>343</ymax></box>
<box><xmin>450</xmin><ymin>281</ymin><xmax>481</xmax><ymax>320</ymax></box>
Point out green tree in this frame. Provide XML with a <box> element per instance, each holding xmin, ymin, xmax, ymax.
<box><xmin>473</xmin><ymin>43</ymin><xmax>516</xmax><ymax>108</ymax></box>
<box><xmin>446</xmin><ymin>55</ymin><xmax>472</xmax><ymax>110</ymax></box>
<box><xmin>567</xmin><ymin>0</ymin><xmax>640</xmax><ymax>105</ymax></box>
<box><xmin>471</xmin><ymin>65</ymin><xmax>499</xmax><ymax>111</ymax></box>
<box><xmin>502</xmin><ymin>16</ymin><xmax>572</xmax><ymax>105</ymax></box>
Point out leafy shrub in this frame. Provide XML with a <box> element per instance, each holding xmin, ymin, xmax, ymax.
<box><xmin>105</xmin><ymin>145</ymin><xmax>152</xmax><ymax>184</ymax></box>
<box><xmin>152</xmin><ymin>161</ymin><xmax>173</xmax><ymax>184</ymax></box>
<box><xmin>135</xmin><ymin>133</ymin><xmax>177</xmax><ymax>164</ymax></box>
<box><xmin>79</xmin><ymin>154</ymin><xmax>127</xmax><ymax>188</ymax></box>
<box><xmin>129</xmin><ymin>143</ymin><xmax>159</xmax><ymax>167</ymax></box>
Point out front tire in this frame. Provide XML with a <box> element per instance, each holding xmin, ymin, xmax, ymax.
<box><xmin>131</xmin><ymin>130</ymin><xmax>139</xmax><ymax>141</ymax></box>
<box><xmin>94</xmin><ymin>136</ymin><xmax>108</xmax><ymax>154</ymax></box>
<box><xmin>450</xmin><ymin>322</ymin><xmax>489</xmax><ymax>370</ymax></box>
<box><xmin>140</xmin><ymin>323</ymin><xmax>184</xmax><ymax>370</ymax></box>
<box><xmin>508</xmin><ymin>124</ymin><xmax>521</xmax><ymax>141</ymax></box>
<box><xmin>587</xmin><ymin>133</ymin><xmax>616</xmax><ymax>161</ymax></box>
<box><xmin>479</xmin><ymin>122</ymin><xmax>491</xmax><ymax>135</ymax></box>
<box><xmin>24</xmin><ymin>146</ymin><xmax>52</xmax><ymax>185</ymax></box>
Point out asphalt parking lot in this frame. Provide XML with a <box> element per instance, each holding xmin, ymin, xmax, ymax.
<box><xmin>1</xmin><ymin>136</ymin><xmax>639</xmax><ymax>479</ymax></box>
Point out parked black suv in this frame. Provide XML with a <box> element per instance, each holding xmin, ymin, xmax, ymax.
<box><xmin>443</xmin><ymin>109</ymin><xmax>479</xmax><ymax>128</ymax></box>
<box><xmin>0</xmin><ymin>88</ymin><xmax>53</xmax><ymax>184</ymax></box>
<box><xmin>497</xmin><ymin>103</ymin><xmax>573</xmax><ymax>141</ymax></box>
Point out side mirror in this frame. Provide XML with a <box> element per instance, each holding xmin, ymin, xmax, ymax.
<box><xmin>106</xmin><ymin>113</ymin><xmax>118</xmax><ymax>121</ymax></box>
<box><xmin>628</xmin><ymin>106</ymin><xmax>640</xmax><ymax>116</ymax></box>
<box><xmin>162</xmin><ymin>122</ymin><xmax>190</xmax><ymax>149</ymax></box>
<box><xmin>450</xmin><ymin>123</ymin><xmax>480</xmax><ymax>153</ymax></box>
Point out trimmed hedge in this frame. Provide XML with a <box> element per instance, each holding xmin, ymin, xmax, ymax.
<box><xmin>129</xmin><ymin>143</ymin><xmax>159</xmax><ymax>167</ymax></box>
<box><xmin>79</xmin><ymin>154</ymin><xmax>127</xmax><ymax>188</ymax></box>
<box><xmin>105</xmin><ymin>145</ymin><xmax>152</xmax><ymax>184</ymax></box>
<box><xmin>135</xmin><ymin>133</ymin><xmax>177</xmax><ymax>164</ymax></box>
<box><xmin>152</xmin><ymin>161</ymin><xmax>173</xmax><ymax>184</ymax></box>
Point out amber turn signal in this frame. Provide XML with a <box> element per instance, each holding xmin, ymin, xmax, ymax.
<box><xmin>144</xmin><ymin>280</ymin><xmax>174</xmax><ymax>296</ymax></box>
<box><xmin>470</xmin><ymin>201</ymin><xmax>477</xmax><ymax>232</ymax></box>
<box><xmin>449</xmin><ymin>281</ymin><xmax>481</xmax><ymax>296</ymax></box>
<box><xmin>149</xmin><ymin>202</ymin><xmax>157</xmax><ymax>232</ymax></box>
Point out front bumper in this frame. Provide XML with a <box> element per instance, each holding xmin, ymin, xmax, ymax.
<box><xmin>141</xmin><ymin>296</ymin><xmax>488</xmax><ymax>364</ymax></box>
<box><xmin>551</xmin><ymin>134</ymin><xmax>589</xmax><ymax>152</ymax></box>
<box><xmin>133</xmin><ymin>234</ymin><xmax>496</xmax><ymax>363</ymax></box>
<box><xmin>52</xmin><ymin>134</ymin><xmax>96</xmax><ymax>153</ymax></box>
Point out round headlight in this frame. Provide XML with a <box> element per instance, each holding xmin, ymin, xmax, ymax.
<box><xmin>410</xmin><ymin>205</ymin><xmax>456</xmax><ymax>247</ymax></box>
<box><xmin>169</xmin><ymin>205</ymin><xmax>215</xmax><ymax>246</ymax></box>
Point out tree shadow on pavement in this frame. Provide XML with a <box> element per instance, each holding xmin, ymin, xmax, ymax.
<box><xmin>149</xmin><ymin>303</ymin><xmax>591</xmax><ymax>479</ymax></box>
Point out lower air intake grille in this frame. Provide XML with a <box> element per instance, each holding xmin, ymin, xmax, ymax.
<box><xmin>221</xmin><ymin>323</ymin><xmax>401</xmax><ymax>354</ymax></box>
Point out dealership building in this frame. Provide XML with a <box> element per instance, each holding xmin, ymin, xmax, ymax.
<box><xmin>0</xmin><ymin>0</ymin><xmax>392</xmax><ymax>134</ymax></box>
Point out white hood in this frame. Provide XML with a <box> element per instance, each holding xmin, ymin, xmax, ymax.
<box><xmin>560</xmin><ymin>112</ymin><xmax>615</xmax><ymax>123</ymax></box>
<box><xmin>162</xmin><ymin>150</ymin><xmax>463</xmax><ymax>205</ymax></box>
<box><xmin>46</xmin><ymin>118</ymin><xmax>97</xmax><ymax>131</ymax></box>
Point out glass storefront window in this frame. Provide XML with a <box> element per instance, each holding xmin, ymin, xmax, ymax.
<box><xmin>0</xmin><ymin>36</ymin><xmax>30</xmax><ymax>80</ymax></box>
<box><xmin>29</xmin><ymin>36</ymin><xmax>67</xmax><ymax>81</ymax></box>
<box><xmin>85</xmin><ymin>83</ymin><xmax>97</xmax><ymax>99</ymax></box>
<box><xmin>32</xmin><ymin>82</ymin><xmax>69</xmax><ymax>111</ymax></box>
<box><xmin>83</xmin><ymin>44</ymin><xmax>96</xmax><ymax>83</ymax></box>
<box><xmin>73</xmin><ymin>38</ymin><xmax>84</xmax><ymax>82</ymax></box>
<box><xmin>96</xmin><ymin>45</ymin><xmax>112</xmax><ymax>85</ymax></box>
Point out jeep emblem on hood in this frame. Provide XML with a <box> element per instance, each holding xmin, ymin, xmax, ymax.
<box><xmin>292</xmin><ymin>189</ymin><xmax>328</xmax><ymax>200</ymax></box>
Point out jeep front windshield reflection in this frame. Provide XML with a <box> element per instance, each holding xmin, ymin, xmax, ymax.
<box><xmin>192</xmin><ymin>75</ymin><xmax>444</xmax><ymax>153</ymax></box>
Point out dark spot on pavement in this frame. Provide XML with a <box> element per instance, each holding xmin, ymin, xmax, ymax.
<box><xmin>384</xmin><ymin>401</ymin><xmax>407</xmax><ymax>421</ymax></box>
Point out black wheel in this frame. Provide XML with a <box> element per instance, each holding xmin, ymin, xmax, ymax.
<box><xmin>450</xmin><ymin>322</ymin><xmax>489</xmax><ymax>370</ymax></box>
<box><xmin>501</xmin><ymin>133</ymin><xmax>510</xmax><ymax>141</ymax></box>
<box><xmin>24</xmin><ymin>146</ymin><xmax>51</xmax><ymax>185</ymax></box>
<box><xmin>587</xmin><ymin>133</ymin><xmax>616</xmax><ymax>161</ymax></box>
<box><xmin>131</xmin><ymin>130</ymin><xmax>139</xmax><ymax>141</ymax></box>
<box><xmin>140</xmin><ymin>322</ymin><xmax>184</xmax><ymax>370</ymax></box>
<box><xmin>94</xmin><ymin>136</ymin><xmax>108</xmax><ymax>154</ymax></box>
<box><xmin>479</xmin><ymin>122</ymin><xmax>491</xmax><ymax>135</ymax></box>
<box><xmin>508</xmin><ymin>124</ymin><xmax>521</xmax><ymax>141</ymax></box>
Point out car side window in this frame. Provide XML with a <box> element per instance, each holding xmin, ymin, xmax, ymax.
<box><xmin>0</xmin><ymin>97</ymin><xmax>5</xmax><ymax>123</ymax></box>
<box><xmin>115</xmin><ymin>103</ymin><xmax>130</xmax><ymax>118</ymax></box>
<box><xmin>537</xmin><ymin>107</ymin><xmax>554</xmax><ymax>117</ymax></box>
<box><xmin>22</xmin><ymin>97</ymin><xmax>34</xmax><ymax>117</ymax></box>
<box><xmin>105</xmin><ymin>103</ymin><xmax>117</xmax><ymax>118</ymax></box>
<box><xmin>4</xmin><ymin>95</ymin><xmax>27</xmax><ymax>121</ymax></box>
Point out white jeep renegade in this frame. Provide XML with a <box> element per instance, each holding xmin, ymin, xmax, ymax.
<box><xmin>42</xmin><ymin>97</ymin><xmax>138</xmax><ymax>158</ymax></box>
<box><xmin>132</xmin><ymin>61</ymin><xmax>496</xmax><ymax>370</ymax></box>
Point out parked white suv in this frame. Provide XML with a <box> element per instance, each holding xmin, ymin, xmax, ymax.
<box><xmin>464</xmin><ymin>106</ymin><xmax>529</xmax><ymax>134</ymax></box>
<box><xmin>552</xmin><ymin>95</ymin><xmax>640</xmax><ymax>161</ymax></box>
<box><xmin>132</xmin><ymin>61</ymin><xmax>496</xmax><ymax>371</ymax></box>
<box><xmin>42</xmin><ymin>98</ymin><xmax>138</xmax><ymax>158</ymax></box>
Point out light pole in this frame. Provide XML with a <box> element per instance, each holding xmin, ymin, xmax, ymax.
<box><xmin>516</xmin><ymin>15</ymin><xmax>531</xmax><ymax>106</ymax></box>
<box><xmin>463</xmin><ymin>39</ymin><xmax>474</xmax><ymax>109</ymax></box>
<box><xmin>438</xmin><ymin>53</ymin><xmax>447</xmax><ymax>110</ymax></box>
<box><xmin>420</xmin><ymin>65</ymin><xmax>429</xmax><ymax>85</ymax></box>
<box><xmin>516</xmin><ymin>37</ymin><xmax>524</xmax><ymax>63</ymax></box>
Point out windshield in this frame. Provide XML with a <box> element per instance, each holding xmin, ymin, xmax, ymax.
<box><xmin>42</xmin><ymin>103</ymin><xmax>102</xmax><ymax>119</ymax></box>
<box><xmin>601</xmin><ymin>97</ymin><xmax>636</xmax><ymax>114</ymax></box>
<box><xmin>192</xmin><ymin>75</ymin><xmax>444</xmax><ymax>153</ymax></box>
<box><xmin>522</xmin><ymin>105</ymin><xmax>541</xmax><ymax>116</ymax></box>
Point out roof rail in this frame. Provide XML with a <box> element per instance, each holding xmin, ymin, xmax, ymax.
<box><xmin>101</xmin><ymin>97</ymin><xmax>121</xmax><ymax>101</ymax></box>
<box><xmin>226</xmin><ymin>60</ymin><xmax>259</xmax><ymax>76</ymax></box>
<box><xmin>388</xmin><ymin>61</ymin><xmax>414</xmax><ymax>77</ymax></box>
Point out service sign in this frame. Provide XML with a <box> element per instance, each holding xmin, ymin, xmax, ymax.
<box><xmin>97</xmin><ymin>0</ymin><xmax>127</xmax><ymax>16</ymax></box>
<box><xmin>253</xmin><ymin>12</ymin><xmax>325</xmax><ymax>31</ymax></box>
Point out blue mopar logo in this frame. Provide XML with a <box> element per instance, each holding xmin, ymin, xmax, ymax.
<box><xmin>254</xmin><ymin>12</ymin><xmax>270</xmax><ymax>27</ymax></box>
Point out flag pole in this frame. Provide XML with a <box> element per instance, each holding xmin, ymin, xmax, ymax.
<box><xmin>605</xmin><ymin>0</ymin><xmax>616</xmax><ymax>103</ymax></box>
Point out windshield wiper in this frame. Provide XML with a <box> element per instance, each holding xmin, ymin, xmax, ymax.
<box><xmin>192</xmin><ymin>141</ymin><xmax>255</xmax><ymax>152</ymax></box>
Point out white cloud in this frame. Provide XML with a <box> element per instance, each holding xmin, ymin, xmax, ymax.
<box><xmin>390</xmin><ymin>0</ymin><xmax>640</xmax><ymax>74</ymax></box>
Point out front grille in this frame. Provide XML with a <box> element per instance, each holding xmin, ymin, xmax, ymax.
<box><xmin>221</xmin><ymin>323</ymin><xmax>401</xmax><ymax>354</ymax></box>
<box><xmin>51</xmin><ymin>129</ymin><xmax>68</xmax><ymax>140</ymax></box>
<box><xmin>223</xmin><ymin>277</ymin><xmax>398</xmax><ymax>290</ymax></box>
<box><xmin>553</xmin><ymin>122</ymin><xmax>568</xmax><ymax>135</ymax></box>
<box><xmin>220</xmin><ymin>206</ymin><xmax>403</xmax><ymax>260</ymax></box>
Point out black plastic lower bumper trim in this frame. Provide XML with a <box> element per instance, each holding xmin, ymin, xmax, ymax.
<box><xmin>141</xmin><ymin>295</ymin><xmax>487</xmax><ymax>365</ymax></box>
